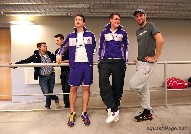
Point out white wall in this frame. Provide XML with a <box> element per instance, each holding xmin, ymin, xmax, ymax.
<box><xmin>1</xmin><ymin>16</ymin><xmax>191</xmax><ymax>102</ymax></box>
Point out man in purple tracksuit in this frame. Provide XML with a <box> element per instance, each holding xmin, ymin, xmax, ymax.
<box><xmin>56</xmin><ymin>14</ymin><xmax>96</xmax><ymax>127</ymax></box>
<box><xmin>98</xmin><ymin>13</ymin><xmax>129</xmax><ymax>123</ymax></box>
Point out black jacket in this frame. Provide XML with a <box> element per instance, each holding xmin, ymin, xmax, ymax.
<box><xmin>55</xmin><ymin>48</ymin><xmax>70</xmax><ymax>72</ymax></box>
<box><xmin>15</xmin><ymin>50</ymin><xmax>55</xmax><ymax>80</ymax></box>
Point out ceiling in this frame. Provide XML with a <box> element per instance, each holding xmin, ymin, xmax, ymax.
<box><xmin>0</xmin><ymin>0</ymin><xmax>191</xmax><ymax>19</ymax></box>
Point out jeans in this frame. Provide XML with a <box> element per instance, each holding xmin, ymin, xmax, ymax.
<box><xmin>60</xmin><ymin>71</ymin><xmax>70</xmax><ymax>106</ymax></box>
<box><xmin>39</xmin><ymin>73</ymin><xmax>58</xmax><ymax>107</ymax></box>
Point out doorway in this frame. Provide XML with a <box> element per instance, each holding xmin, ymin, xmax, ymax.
<box><xmin>0</xmin><ymin>28</ymin><xmax>12</xmax><ymax>100</ymax></box>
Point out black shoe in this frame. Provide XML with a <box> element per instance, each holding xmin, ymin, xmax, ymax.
<box><xmin>134</xmin><ymin>109</ymin><xmax>153</xmax><ymax>122</ymax></box>
<box><xmin>45</xmin><ymin>105</ymin><xmax>51</xmax><ymax>109</ymax></box>
<box><xmin>65</xmin><ymin>104</ymin><xmax>70</xmax><ymax>108</ymax></box>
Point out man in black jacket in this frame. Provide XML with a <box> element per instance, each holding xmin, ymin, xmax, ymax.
<box><xmin>54</xmin><ymin>34</ymin><xmax>70</xmax><ymax>108</ymax></box>
<box><xmin>14</xmin><ymin>42</ymin><xmax>60</xmax><ymax>109</ymax></box>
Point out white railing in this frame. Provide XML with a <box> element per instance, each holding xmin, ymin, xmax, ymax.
<box><xmin>1</xmin><ymin>61</ymin><xmax>191</xmax><ymax>110</ymax></box>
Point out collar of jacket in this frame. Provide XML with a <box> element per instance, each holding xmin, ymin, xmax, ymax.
<box><xmin>34</xmin><ymin>50</ymin><xmax>40</xmax><ymax>55</ymax></box>
<box><xmin>105</xmin><ymin>23</ymin><xmax>123</xmax><ymax>32</ymax></box>
<box><xmin>34</xmin><ymin>50</ymin><xmax>51</xmax><ymax>56</ymax></box>
<box><xmin>74</xmin><ymin>26</ymin><xmax>87</xmax><ymax>33</ymax></box>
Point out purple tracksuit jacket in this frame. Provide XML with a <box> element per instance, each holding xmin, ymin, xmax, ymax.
<box><xmin>98</xmin><ymin>23</ymin><xmax>129</xmax><ymax>63</ymax></box>
<box><xmin>58</xmin><ymin>27</ymin><xmax>96</xmax><ymax>68</ymax></box>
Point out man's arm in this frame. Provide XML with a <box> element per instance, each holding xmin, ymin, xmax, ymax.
<box><xmin>8</xmin><ymin>54</ymin><xmax>35</xmax><ymax>68</ymax></box>
<box><xmin>123</xmin><ymin>31</ymin><xmax>129</xmax><ymax>63</ymax></box>
<box><xmin>15</xmin><ymin>54</ymin><xmax>35</xmax><ymax>64</ymax></box>
<box><xmin>154</xmin><ymin>32</ymin><xmax>164</xmax><ymax>61</ymax></box>
<box><xmin>145</xmin><ymin>32</ymin><xmax>164</xmax><ymax>62</ymax></box>
<box><xmin>98</xmin><ymin>31</ymin><xmax>105</xmax><ymax>61</ymax></box>
<box><xmin>56</xmin><ymin>36</ymin><xmax>69</xmax><ymax>64</ymax></box>
<box><xmin>92</xmin><ymin>33</ymin><xmax>96</xmax><ymax>55</ymax></box>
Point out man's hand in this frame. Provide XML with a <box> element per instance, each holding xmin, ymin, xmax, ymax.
<box><xmin>56</xmin><ymin>55</ymin><xmax>62</xmax><ymax>64</ymax></box>
<box><xmin>6</xmin><ymin>63</ymin><xmax>16</xmax><ymax>69</ymax></box>
<box><xmin>145</xmin><ymin>56</ymin><xmax>157</xmax><ymax>63</ymax></box>
<box><xmin>62</xmin><ymin>60</ymin><xmax>69</xmax><ymax>63</ymax></box>
<box><xmin>6</xmin><ymin>62</ymin><xmax>12</xmax><ymax>66</ymax></box>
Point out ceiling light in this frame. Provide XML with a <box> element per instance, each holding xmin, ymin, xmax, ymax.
<box><xmin>9</xmin><ymin>20</ymin><xmax>34</xmax><ymax>25</ymax></box>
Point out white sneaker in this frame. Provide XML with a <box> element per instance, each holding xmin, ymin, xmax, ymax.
<box><xmin>107</xmin><ymin>108</ymin><xmax>111</xmax><ymax>116</ymax></box>
<box><xmin>106</xmin><ymin>108</ymin><xmax>119</xmax><ymax>122</ymax></box>
<box><xmin>106</xmin><ymin>110</ymin><xmax>119</xmax><ymax>123</ymax></box>
<box><xmin>114</xmin><ymin>114</ymin><xmax>119</xmax><ymax>122</ymax></box>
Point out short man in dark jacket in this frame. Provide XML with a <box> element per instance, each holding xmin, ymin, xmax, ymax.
<box><xmin>14</xmin><ymin>42</ymin><xmax>60</xmax><ymax>109</ymax></box>
<box><xmin>54</xmin><ymin>34</ymin><xmax>70</xmax><ymax>108</ymax></box>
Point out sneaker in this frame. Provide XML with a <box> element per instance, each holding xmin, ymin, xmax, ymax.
<box><xmin>106</xmin><ymin>108</ymin><xmax>111</xmax><ymax>115</ymax></box>
<box><xmin>106</xmin><ymin>110</ymin><xmax>119</xmax><ymax>123</ymax></box>
<box><xmin>114</xmin><ymin>114</ymin><xmax>119</xmax><ymax>122</ymax></box>
<box><xmin>106</xmin><ymin>108</ymin><xmax>119</xmax><ymax>122</ymax></box>
<box><xmin>67</xmin><ymin>112</ymin><xmax>76</xmax><ymax>127</ymax></box>
<box><xmin>134</xmin><ymin>110</ymin><xmax>153</xmax><ymax>122</ymax></box>
<box><xmin>81</xmin><ymin>112</ymin><xmax>91</xmax><ymax>126</ymax></box>
<box><xmin>55</xmin><ymin>99</ymin><xmax>60</xmax><ymax>109</ymax></box>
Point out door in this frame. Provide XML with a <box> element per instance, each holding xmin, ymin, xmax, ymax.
<box><xmin>0</xmin><ymin>28</ymin><xmax>12</xmax><ymax>100</ymax></box>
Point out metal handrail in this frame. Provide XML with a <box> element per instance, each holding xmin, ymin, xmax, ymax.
<box><xmin>1</xmin><ymin>60</ymin><xmax>191</xmax><ymax>68</ymax></box>
<box><xmin>1</xmin><ymin>61</ymin><xmax>191</xmax><ymax>109</ymax></box>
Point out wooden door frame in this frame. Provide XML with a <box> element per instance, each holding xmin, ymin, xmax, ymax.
<box><xmin>0</xmin><ymin>27</ymin><xmax>12</xmax><ymax>101</ymax></box>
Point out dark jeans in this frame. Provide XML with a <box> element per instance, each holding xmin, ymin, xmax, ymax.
<box><xmin>98</xmin><ymin>59</ymin><xmax>126</xmax><ymax>112</ymax></box>
<box><xmin>60</xmin><ymin>71</ymin><xmax>70</xmax><ymax>106</ymax></box>
<box><xmin>39</xmin><ymin>73</ymin><xmax>58</xmax><ymax>107</ymax></box>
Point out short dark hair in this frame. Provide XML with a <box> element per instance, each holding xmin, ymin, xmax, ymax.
<box><xmin>37</xmin><ymin>42</ymin><xmax>46</xmax><ymax>48</ymax></box>
<box><xmin>109</xmin><ymin>13</ymin><xmax>120</xmax><ymax>19</ymax></box>
<box><xmin>75</xmin><ymin>14</ymin><xmax>85</xmax><ymax>22</ymax></box>
<box><xmin>54</xmin><ymin>34</ymin><xmax>64</xmax><ymax>40</ymax></box>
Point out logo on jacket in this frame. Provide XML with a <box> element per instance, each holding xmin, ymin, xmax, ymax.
<box><xmin>84</xmin><ymin>37</ymin><xmax>92</xmax><ymax>44</ymax></box>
